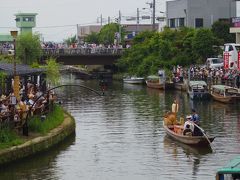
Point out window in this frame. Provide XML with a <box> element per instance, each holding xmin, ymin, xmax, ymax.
<box><xmin>195</xmin><ymin>18</ymin><xmax>203</xmax><ymax>28</ymax></box>
<box><xmin>179</xmin><ymin>18</ymin><xmax>185</xmax><ymax>27</ymax></box>
<box><xmin>169</xmin><ymin>18</ymin><xmax>175</xmax><ymax>28</ymax></box>
<box><xmin>23</xmin><ymin>17</ymin><xmax>34</xmax><ymax>22</ymax></box>
<box><xmin>229</xmin><ymin>45</ymin><xmax>234</xmax><ymax>51</ymax></box>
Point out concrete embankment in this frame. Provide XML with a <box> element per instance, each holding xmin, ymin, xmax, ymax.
<box><xmin>0</xmin><ymin>112</ymin><xmax>75</xmax><ymax>165</ymax></box>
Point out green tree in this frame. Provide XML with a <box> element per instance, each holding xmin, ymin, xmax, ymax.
<box><xmin>64</xmin><ymin>35</ymin><xmax>77</xmax><ymax>46</ymax></box>
<box><xmin>212</xmin><ymin>20</ymin><xmax>235</xmax><ymax>44</ymax></box>
<box><xmin>98</xmin><ymin>23</ymin><xmax>125</xmax><ymax>45</ymax></box>
<box><xmin>16</xmin><ymin>33</ymin><xmax>42</xmax><ymax>65</ymax></box>
<box><xmin>192</xmin><ymin>28</ymin><xmax>216</xmax><ymax>63</ymax></box>
<box><xmin>0</xmin><ymin>71</ymin><xmax>7</xmax><ymax>95</ymax></box>
<box><xmin>84</xmin><ymin>32</ymin><xmax>99</xmax><ymax>44</ymax></box>
<box><xmin>45</xmin><ymin>58</ymin><xmax>60</xmax><ymax>86</ymax></box>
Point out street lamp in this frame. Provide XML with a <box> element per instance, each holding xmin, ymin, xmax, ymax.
<box><xmin>10</xmin><ymin>30</ymin><xmax>20</xmax><ymax>100</ymax></box>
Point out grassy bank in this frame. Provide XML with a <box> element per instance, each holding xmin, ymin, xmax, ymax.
<box><xmin>0</xmin><ymin>128</ymin><xmax>23</xmax><ymax>149</ymax></box>
<box><xmin>28</xmin><ymin>105</ymin><xmax>65</xmax><ymax>134</ymax></box>
<box><xmin>0</xmin><ymin>105</ymin><xmax>65</xmax><ymax>150</ymax></box>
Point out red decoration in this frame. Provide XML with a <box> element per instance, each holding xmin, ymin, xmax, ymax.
<box><xmin>223</xmin><ymin>52</ymin><xmax>230</xmax><ymax>69</ymax></box>
<box><xmin>238</xmin><ymin>52</ymin><xmax>240</xmax><ymax>70</ymax></box>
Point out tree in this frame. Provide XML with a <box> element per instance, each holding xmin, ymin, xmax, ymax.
<box><xmin>98</xmin><ymin>23</ymin><xmax>125</xmax><ymax>45</ymax></box>
<box><xmin>45</xmin><ymin>58</ymin><xmax>60</xmax><ymax>86</ymax></box>
<box><xmin>64</xmin><ymin>35</ymin><xmax>77</xmax><ymax>47</ymax></box>
<box><xmin>16</xmin><ymin>33</ymin><xmax>42</xmax><ymax>65</ymax></box>
<box><xmin>84</xmin><ymin>32</ymin><xmax>99</xmax><ymax>44</ymax></box>
<box><xmin>192</xmin><ymin>28</ymin><xmax>216</xmax><ymax>63</ymax></box>
<box><xmin>212</xmin><ymin>21</ymin><xmax>235</xmax><ymax>44</ymax></box>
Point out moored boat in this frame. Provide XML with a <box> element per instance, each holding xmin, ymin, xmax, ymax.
<box><xmin>187</xmin><ymin>80</ymin><xmax>209</xmax><ymax>100</ymax></box>
<box><xmin>146</xmin><ymin>75</ymin><xmax>165</xmax><ymax>89</ymax></box>
<box><xmin>216</xmin><ymin>156</ymin><xmax>240</xmax><ymax>180</ymax></box>
<box><xmin>163</xmin><ymin>121</ymin><xmax>215</xmax><ymax>146</ymax></box>
<box><xmin>123</xmin><ymin>76</ymin><xmax>145</xmax><ymax>84</ymax></box>
<box><xmin>211</xmin><ymin>85</ymin><xmax>240</xmax><ymax>103</ymax></box>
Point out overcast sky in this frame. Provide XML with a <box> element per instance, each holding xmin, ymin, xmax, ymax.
<box><xmin>0</xmin><ymin>0</ymin><xmax>239</xmax><ymax>42</ymax></box>
<box><xmin>0</xmin><ymin>0</ymin><xmax>167</xmax><ymax>42</ymax></box>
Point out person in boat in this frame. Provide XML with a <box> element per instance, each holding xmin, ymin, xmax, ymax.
<box><xmin>171</xmin><ymin>99</ymin><xmax>179</xmax><ymax>115</ymax></box>
<box><xmin>183</xmin><ymin>115</ymin><xmax>194</xmax><ymax>136</ymax></box>
<box><xmin>191</xmin><ymin>109</ymin><xmax>203</xmax><ymax>136</ymax></box>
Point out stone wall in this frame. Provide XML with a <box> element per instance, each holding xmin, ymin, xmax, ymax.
<box><xmin>0</xmin><ymin>112</ymin><xmax>75</xmax><ymax>165</ymax></box>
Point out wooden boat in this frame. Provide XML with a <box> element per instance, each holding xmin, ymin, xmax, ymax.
<box><xmin>211</xmin><ymin>85</ymin><xmax>240</xmax><ymax>103</ymax></box>
<box><xmin>163</xmin><ymin>122</ymin><xmax>215</xmax><ymax>146</ymax></box>
<box><xmin>187</xmin><ymin>80</ymin><xmax>209</xmax><ymax>99</ymax></box>
<box><xmin>165</xmin><ymin>82</ymin><xmax>174</xmax><ymax>90</ymax></box>
<box><xmin>216</xmin><ymin>156</ymin><xmax>240</xmax><ymax>180</ymax></box>
<box><xmin>123</xmin><ymin>77</ymin><xmax>145</xmax><ymax>84</ymax></box>
<box><xmin>174</xmin><ymin>82</ymin><xmax>187</xmax><ymax>91</ymax></box>
<box><xmin>146</xmin><ymin>75</ymin><xmax>165</xmax><ymax>89</ymax></box>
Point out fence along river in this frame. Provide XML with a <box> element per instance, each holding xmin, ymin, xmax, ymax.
<box><xmin>0</xmin><ymin>73</ymin><xmax>240</xmax><ymax>180</ymax></box>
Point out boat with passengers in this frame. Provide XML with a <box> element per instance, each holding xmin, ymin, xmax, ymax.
<box><xmin>163</xmin><ymin>113</ymin><xmax>215</xmax><ymax>146</ymax></box>
<box><xmin>216</xmin><ymin>156</ymin><xmax>240</xmax><ymax>180</ymax></box>
<box><xmin>211</xmin><ymin>85</ymin><xmax>240</xmax><ymax>103</ymax></box>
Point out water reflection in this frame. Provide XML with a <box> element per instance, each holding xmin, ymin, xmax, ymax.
<box><xmin>163</xmin><ymin>135</ymin><xmax>213</xmax><ymax>177</ymax></box>
<box><xmin>0</xmin><ymin>134</ymin><xmax>76</xmax><ymax>180</ymax></box>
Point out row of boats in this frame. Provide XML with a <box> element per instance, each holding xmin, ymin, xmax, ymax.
<box><xmin>187</xmin><ymin>80</ymin><xmax>240</xmax><ymax>103</ymax></box>
<box><xmin>123</xmin><ymin>76</ymin><xmax>240</xmax><ymax>178</ymax></box>
<box><xmin>123</xmin><ymin>76</ymin><xmax>240</xmax><ymax>104</ymax></box>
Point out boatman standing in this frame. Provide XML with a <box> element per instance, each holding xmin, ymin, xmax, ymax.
<box><xmin>171</xmin><ymin>99</ymin><xmax>179</xmax><ymax>115</ymax></box>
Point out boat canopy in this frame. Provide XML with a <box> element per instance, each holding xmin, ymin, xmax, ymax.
<box><xmin>189</xmin><ymin>81</ymin><xmax>207</xmax><ymax>87</ymax></box>
<box><xmin>216</xmin><ymin>156</ymin><xmax>240</xmax><ymax>174</ymax></box>
<box><xmin>147</xmin><ymin>75</ymin><xmax>159</xmax><ymax>80</ymax></box>
<box><xmin>212</xmin><ymin>85</ymin><xmax>238</xmax><ymax>92</ymax></box>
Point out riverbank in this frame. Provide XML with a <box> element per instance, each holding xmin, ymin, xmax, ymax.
<box><xmin>0</xmin><ymin>111</ymin><xmax>75</xmax><ymax>165</ymax></box>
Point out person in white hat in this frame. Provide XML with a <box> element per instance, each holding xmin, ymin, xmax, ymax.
<box><xmin>183</xmin><ymin>115</ymin><xmax>194</xmax><ymax>135</ymax></box>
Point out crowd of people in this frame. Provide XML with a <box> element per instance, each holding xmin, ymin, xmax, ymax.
<box><xmin>0</xmin><ymin>43</ymin><xmax>13</xmax><ymax>55</ymax></box>
<box><xmin>0</xmin><ymin>79</ymin><xmax>55</xmax><ymax>130</ymax></box>
<box><xmin>172</xmin><ymin>65</ymin><xmax>240</xmax><ymax>88</ymax></box>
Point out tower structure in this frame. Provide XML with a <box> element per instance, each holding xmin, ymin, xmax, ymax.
<box><xmin>15</xmin><ymin>13</ymin><xmax>37</xmax><ymax>33</ymax></box>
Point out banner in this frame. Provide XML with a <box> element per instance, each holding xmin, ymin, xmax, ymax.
<box><xmin>238</xmin><ymin>51</ymin><xmax>240</xmax><ymax>70</ymax></box>
<box><xmin>223</xmin><ymin>52</ymin><xmax>229</xmax><ymax>69</ymax></box>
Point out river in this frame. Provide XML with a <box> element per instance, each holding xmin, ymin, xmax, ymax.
<box><xmin>0</xmin><ymin>73</ymin><xmax>240</xmax><ymax>180</ymax></box>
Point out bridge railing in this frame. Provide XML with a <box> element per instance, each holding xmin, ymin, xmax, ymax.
<box><xmin>42</xmin><ymin>48</ymin><xmax>125</xmax><ymax>56</ymax></box>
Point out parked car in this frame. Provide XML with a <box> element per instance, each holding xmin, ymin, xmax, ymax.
<box><xmin>206</xmin><ymin>57</ymin><xmax>223</xmax><ymax>69</ymax></box>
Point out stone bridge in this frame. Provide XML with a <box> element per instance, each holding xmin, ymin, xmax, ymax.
<box><xmin>42</xmin><ymin>48</ymin><xmax>124</xmax><ymax>65</ymax></box>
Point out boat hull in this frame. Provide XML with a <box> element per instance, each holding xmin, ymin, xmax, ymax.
<box><xmin>174</xmin><ymin>83</ymin><xmax>187</xmax><ymax>91</ymax></box>
<box><xmin>146</xmin><ymin>81</ymin><xmax>164</xmax><ymax>89</ymax></box>
<box><xmin>211</xmin><ymin>93</ymin><xmax>234</xmax><ymax>103</ymax></box>
<box><xmin>163</xmin><ymin>124</ymin><xmax>215</xmax><ymax>146</ymax></box>
<box><xmin>188</xmin><ymin>91</ymin><xmax>210</xmax><ymax>100</ymax></box>
<box><xmin>123</xmin><ymin>79</ymin><xmax>145</xmax><ymax>84</ymax></box>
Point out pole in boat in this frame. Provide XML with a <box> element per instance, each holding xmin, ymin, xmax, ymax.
<box><xmin>192</xmin><ymin>122</ymin><xmax>213</xmax><ymax>148</ymax></box>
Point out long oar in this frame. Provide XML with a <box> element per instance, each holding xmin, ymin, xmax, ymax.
<box><xmin>192</xmin><ymin>122</ymin><xmax>212</xmax><ymax>147</ymax></box>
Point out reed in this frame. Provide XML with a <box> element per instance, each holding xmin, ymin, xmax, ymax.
<box><xmin>28</xmin><ymin>105</ymin><xmax>64</xmax><ymax>134</ymax></box>
<box><xmin>0</xmin><ymin>128</ymin><xmax>23</xmax><ymax>149</ymax></box>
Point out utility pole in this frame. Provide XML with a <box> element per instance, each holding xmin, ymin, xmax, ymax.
<box><xmin>100</xmin><ymin>14</ymin><xmax>103</xmax><ymax>27</ymax></box>
<box><xmin>118</xmin><ymin>10</ymin><xmax>121</xmax><ymax>44</ymax></box>
<box><xmin>76</xmin><ymin>24</ymin><xmax>79</xmax><ymax>43</ymax></box>
<box><xmin>108</xmin><ymin>16</ymin><xmax>110</xmax><ymax>24</ymax></box>
<box><xmin>152</xmin><ymin>0</ymin><xmax>156</xmax><ymax>31</ymax></box>
<box><xmin>137</xmin><ymin>8</ymin><xmax>140</xmax><ymax>33</ymax></box>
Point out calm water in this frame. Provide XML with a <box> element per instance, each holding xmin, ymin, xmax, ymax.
<box><xmin>0</xmin><ymin>73</ymin><xmax>240</xmax><ymax>180</ymax></box>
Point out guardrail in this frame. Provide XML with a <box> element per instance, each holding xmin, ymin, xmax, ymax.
<box><xmin>42</xmin><ymin>48</ymin><xmax>125</xmax><ymax>56</ymax></box>
<box><xmin>0</xmin><ymin>48</ymin><xmax>125</xmax><ymax>56</ymax></box>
